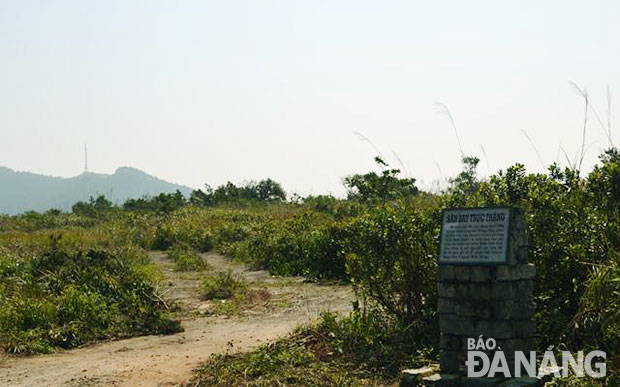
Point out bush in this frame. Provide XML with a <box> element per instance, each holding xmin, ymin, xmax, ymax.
<box><xmin>3</xmin><ymin>149</ymin><xmax>619</xmax><ymax>380</ymax></box>
<box><xmin>167</xmin><ymin>245</ymin><xmax>210</xmax><ymax>272</ymax></box>
<box><xmin>233</xmin><ymin>212</ymin><xmax>349</xmax><ymax>279</ymax></box>
<box><xmin>191</xmin><ymin>311</ymin><xmax>434</xmax><ymax>385</ymax></box>
<box><xmin>123</xmin><ymin>191</ymin><xmax>186</xmax><ymax>213</ymax></box>
<box><xmin>345</xmin><ymin>204</ymin><xmax>439</xmax><ymax>343</ymax></box>
<box><xmin>190</xmin><ymin>179</ymin><xmax>287</xmax><ymax>206</ymax></box>
<box><xmin>0</xmin><ymin>241</ymin><xmax>181</xmax><ymax>354</ymax></box>
<box><xmin>151</xmin><ymin>207</ymin><xmax>215</xmax><ymax>251</ymax></box>
<box><xmin>201</xmin><ymin>270</ymin><xmax>247</xmax><ymax>300</ymax></box>
<box><xmin>343</xmin><ymin>156</ymin><xmax>418</xmax><ymax>202</ymax></box>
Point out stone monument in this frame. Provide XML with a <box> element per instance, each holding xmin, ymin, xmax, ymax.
<box><xmin>437</xmin><ymin>207</ymin><xmax>536</xmax><ymax>385</ymax></box>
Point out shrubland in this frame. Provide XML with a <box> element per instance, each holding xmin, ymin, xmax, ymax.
<box><xmin>0</xmin><ymin>232</ymin><xmax>180</xmax><ymax>354</ymax></box>
<box><xmin>0</xmin><ymin>151</ymin><xmax>618</xmax><ymax>384</ymax></box>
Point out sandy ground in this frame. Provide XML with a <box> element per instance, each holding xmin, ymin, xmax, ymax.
<box><xmin>0</xmin><ymin>252</ymin><xmax>354</xmax><ymax>386</ymax></box>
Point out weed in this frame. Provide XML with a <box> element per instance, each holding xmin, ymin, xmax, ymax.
<box><xmin>190</xmin><ymin>311</ymin><xmax>433</xmax><ymax>385</ymax></box>
<box><xmin>167</xmin><ymin>245</ymin><xmax>210</xmax><ymax>272</ymax></box>
<box><xmin>201</xmin><ymin>270</ymin><xmax>247</xmax><ymax>300</ymax></box>
<box><xmin>0</xmin><ymin>241</ymin><xmax>181</xmax><ymax>354</ymax></box>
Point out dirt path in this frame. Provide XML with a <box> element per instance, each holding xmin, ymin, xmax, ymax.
<box><xmin>0</xmin><ymin>252</ymin><xmax>354</xmax><ymax>386</ymax></box>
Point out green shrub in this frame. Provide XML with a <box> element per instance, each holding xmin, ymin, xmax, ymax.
<box><xmin>192</xmin><ymin>311</ymin><xmax>433</xmax><ymax>385</ymax></box>
<box><xmin>167</xmin><ymin>245</ymin><xmax>209</xmax><ymax>271</ymax></box>
<box><xmin>214</xmin><ymin>222</ymin><xmax>252</xmax><ymax>258</ymax></box>
<box><xmin>343</xmin><ymin>156</ymin><xmax>419</xmax><ymax>202</ymax></box>
<box><xmin>346</xmin><ymin>204</ymin><xmax>438</xmax><ymax>334</ymax></box>
<box><xmin>234</xmin><ymin>212</ymin><xmax>349</xmax><ymax>279</ymax></box>
<box><xmin>0</xmin><ymin>242</ymin><xmax>181</xmax><ymax>354</ymax></box>
<box><xmin>201</xmin><ymin>270</ymin><xmax>247</xmax><ymax>300</ymax></box>
<box><xmin>151</xmin><ymin>207</ymin><xmax>215</xmax><ymax>251</ymax></box>
<box><xmin>3</xmin><ymin>149</ymin><xmax>619</xmax><ymax>378</ymax></box>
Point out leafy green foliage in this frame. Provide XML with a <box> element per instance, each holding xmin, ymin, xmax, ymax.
<box><xmin>228</xmin><ymin>212</ymin><xmax>350</xmax><ymax>279</ymax></box>
<box><xmin>190</xmin><ymin>178</ymin><xmax>286</xmax><ymax>206</ymax></box>
<box><xmin>302</xmin><ymin>195</ymin><xmax>360</xmax><ymax>219</ymax></box>
<box><xmin>346</xmin><ymin>205</ymin><xmax>438</xmax><ymax>334</ymax></box>
<box><xmin>71</xmin><ymin>195</ymin><xmax>114</xmax><ymax>218</ymax></box>
<box><xmin>2</xmin><ymin>149</ymin><xmax>619</xmax><ymax>383</ymax></box>
<box><xmin>191</xmin><ymin>311</ymin><xmax>433</xmax><ymax>385</ymax></box>
<box><xmin>343</xmin><ymin>157</ymin><xmax>418</xmax><ymax>202</ymax></box>
<box><xmin>123</xmin><ymin>190</ymin><xmax>186</xmax><ymax>212</ymax></box>
<box><xmin>201</xmin><ymin>270</ymin><xmax>247</xmax><ymax>300</ymax></box>
<box><xmin>448</xmin><ymin>156</ymin><xmax>481</xmax><ymax>201</ymax></box>
<box><xmin>468</xmin><ymin>160</ymin><xmax>618</xmax><ymax>355</ymax></box>
<box><xmin>0</xmin><ymin>238</ymin><xmax>180</xmax><ymax>354</ymax></box>
<box><xmin>167</xmin><ymin>244</ymin><xmax>210</xmax><ymax>271</ymax></box>
<box><xmin>151</xmin><ymin>207</ymin><xmax>215</xmax><ymax>251</ymax></box>
<box><xmin>578</xmin><ymin>255</ymin><xmax>620</xmax><ymax>367</ymax></box>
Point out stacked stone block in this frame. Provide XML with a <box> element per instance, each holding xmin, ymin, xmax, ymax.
<box><xmin>437</xmin><ymin>209</ymin><xmax>536</xmax><ymax>381</ymax></box>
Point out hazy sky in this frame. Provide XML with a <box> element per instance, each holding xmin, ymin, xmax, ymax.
<box><xmin>1</xmin><ymin>1</ymin><xmax>619</xmax><ymax>196</ymax></box>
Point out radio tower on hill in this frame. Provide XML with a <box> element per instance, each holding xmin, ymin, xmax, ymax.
<box><xmin>84</xmin><ymin>144</ymin><xmax>89</xmax><ymax>173</ymax></box>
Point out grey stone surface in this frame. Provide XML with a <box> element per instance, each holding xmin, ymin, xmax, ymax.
<box><xmin>436</xmin><ymin>373</ymin><xmax>460</xmax><ymax>386</ymax></box>
<box><xmin>437</xmin><ymin>208</ymin><xmax>535</xmax><ymax>379</ymax></box>
<box><xmin>512</xmin><ymin>321</ymin><xmax>536</xmax><ymax>338</ymax></box>
<box><xmin>400</xmin><ymin>366</ymin><xmax>439</xmax><ymax>386</ymax></box>
<box><xmin>494</xmin><ymin>302</ymin><xmax>535</xmax><ymax>320</ymax></box>
<box><xmin>454</xmin><ymin>266</ymin><xmax>471</xmax><ymax>282</ymax></box>
<box><xmin>440</xmin><ymin>315</ymin><xmax>475</xmax><ymax>335</ymax></box>
<box><xmin>498</xmin><ymin>377</ymin><xmax>540</xmax><ymax>386</ymax></box>
<box><xmin>470</xmin><ymin>266</ymin><xmax>493</xmax><ymax>282</ymax></box>
<box><xmin>456</xmin><ymin>302</ymin><xmax>492</xmax><ymax>319</ymax></box>
<box><xmin>515</xmin><ymin>280</ymin><xmax>534</xmax><ymax>296</ymax></box>
<box><xmin>439</xmin><ymin>351</ymin><xmax>461</xmax><ymax>373</ymax></box>
<box><xmin>508</xmin><ymin>208</ymin><xmax>528</xmax><ymax>265</ymax></box>
<box><xmin>495</xmin><ymin>265</ymin><xmax>536</xmax><ymax>281</ymax></box>
<box><xmin>439</xmin><ymin>297</ymin><xmax>458</xmax><ymax>314</ymax></box>
<box><xmin>519</xmin><ymin>265</ymin><xmax>536</xmax><ymax>280</ymax></box>
<box><xmin>423</xmin><ymin>373</ymin><xmax>442</xmax><ymax>384</ymax></box>
<box><xmin>439</xmin><ymin>283</ymin><xmax>458</xmax><ymax>298</ymax></box>
<box><xmin>461</xmin><ymin>377</ymin><xmax>508</xmax><ymax>386</ymax></box>
<box><xmin>440</xmin><ymin>334</ymin><xmax>462</xmax><ymax>351</ymax></box>
<box><xmin>495</xmin><ymin>266</ymin><xmax>513</xmax><ymax>281</ymax></box>
<box><xmin>491</xmin><ymin>282</ymin><xmax>517</xmax><ymax>300</ymax></box>
<box><xmin>467</xmin><ymin>283</ymin><xmax>493</xmax><ymax>300</ymax></box>
<box><xmin>438</xmin><ymin>266</ymin><xmax>456</xmax><ymax>282</ymax></box>
<box><xmin>472</xmin><ymin>320</ymin><xmax>513</xmax><ymax>339</ymax></box>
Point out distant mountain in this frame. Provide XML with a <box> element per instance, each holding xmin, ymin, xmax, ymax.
<box><xmin>0</xmin><ymin>166</ymin><xmax>193</xmax><ymax>215</ymax></box>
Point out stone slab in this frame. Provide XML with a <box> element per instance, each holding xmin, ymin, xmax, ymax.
<box><xmin>497</xmin><ymin>377</ymin><xmax>540</xmax><ymax>386</ymax></box>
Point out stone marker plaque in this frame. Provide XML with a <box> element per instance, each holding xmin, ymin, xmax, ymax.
<box><xmin>435</xmin><ymin>207</ymin><xmax>535</xmax><ymax>383</ymax></box>
<box><xmin>439</xmin><ymin>207</ymin><xmax>512</xmax><ymax>265</ymax></box>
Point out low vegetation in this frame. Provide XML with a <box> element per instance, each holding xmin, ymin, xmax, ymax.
<box><xmin>0</xmin><ymin>234</ymin><xmax>180</xmax><ymax>354</ymax></box>
<box><xmin>200</xmin><ymin>270</ymin><xmax>272</xmax><ymax>316</ymax></box>
<box><xmin>201</xmin><ymin>270</ymin><xmax>247</xmax><ymax>300</ymax></box>
<box><xmin>0</xmin><ymin>150</ymin><xmax>618</xmax><ymax>384</ymax></box>
<box><xmin>167</xmin><ymin>244</ymin><xmax>210</xmax><ymax>271</ymax></box>
<box><xmin>191</xmin><ymin>311</ymin><xmax>432</xmax><ymax>385</ymax></box>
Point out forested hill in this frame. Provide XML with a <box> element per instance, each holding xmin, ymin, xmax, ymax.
<box><xmin>0</xmin><ymin>166</ymin><xmax>192</xmax><ymax>215</ymax></box>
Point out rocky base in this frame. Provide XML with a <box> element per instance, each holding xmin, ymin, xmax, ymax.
<box><xmin>400</xmin><ymin>368</ymin><xmax>542</xmax><ymax>387</ymax></box>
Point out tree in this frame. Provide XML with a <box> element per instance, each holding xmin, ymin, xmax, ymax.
<box><xmin>189</xmin><ymin>185</ymin><xmax>214</xmax><ymax>206</ymax></box>
<box><xmin>448</xmin><ymin>156</ymin><xmax>481</xmax><ymax>200</ymax></box>
<box><xmin>123</xmin><ymin>190</ymin><xmax>186</xmax><ymax>212</ymax></box>
<box><xmin>72</xmin><ymin>195</ymin><xmax>113</xmax><ymax>216</ymax></box>
<box><xmin>254</xmin><ymin>178</ymin><xmax>286</xmax><ymax>201</ymax></box>
<box><xmin>343</xmin><ymin>157</ymin><xmax>418</xmax><ymax>202</ymax></box>
<box><xmin>189</xmin><ymin>179</ymin><xmax>287</xmax><ymax>205</ymax></box>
